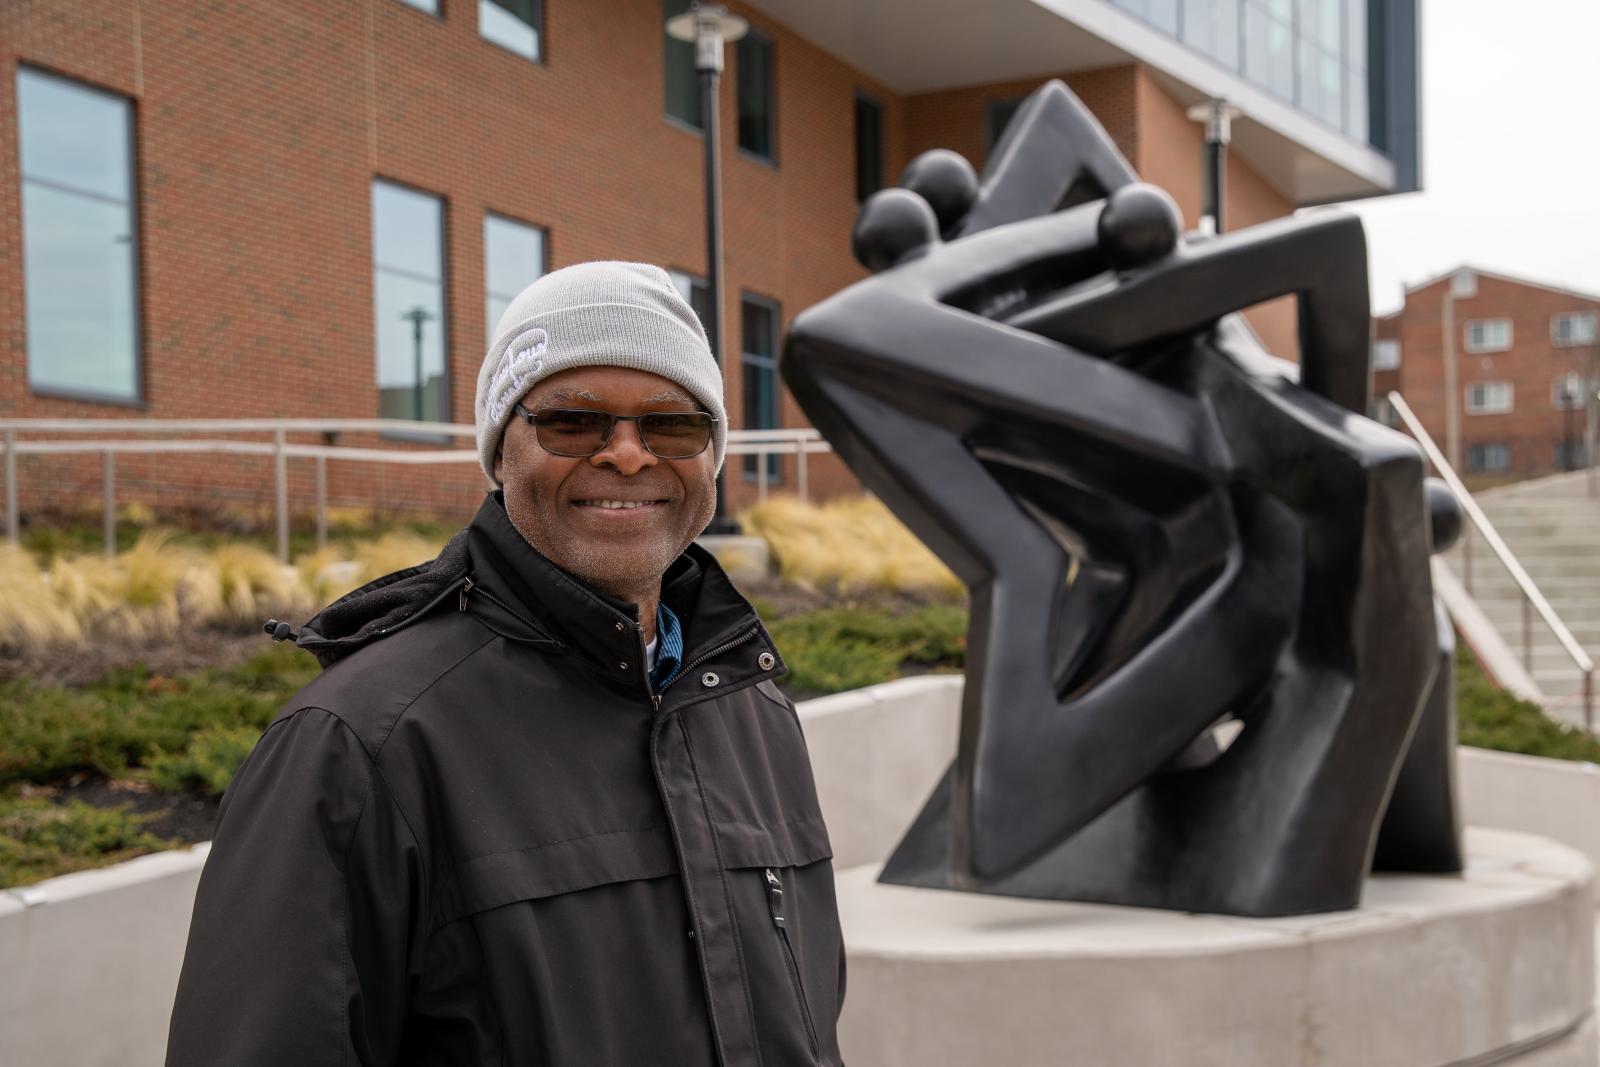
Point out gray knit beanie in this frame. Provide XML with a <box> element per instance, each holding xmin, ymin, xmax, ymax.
<box><xmin>475</xmin><ymin>261</ymin><xmax>727</xmax><ymax>486</ymax></box>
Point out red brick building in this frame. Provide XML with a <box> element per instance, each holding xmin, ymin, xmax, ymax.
<box><xmin>1</xmin><ymin>0</ymin><xmax>1420</xmax><ymax>527</ymax></box>
<box><xmin>1372</xmin><ymin>267</ymin><xmax>1600</xmax><ymax>484</ymax></box>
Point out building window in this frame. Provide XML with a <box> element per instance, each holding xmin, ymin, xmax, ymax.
<box><xmin>741</xmin><ymin>295</ymin><xmax>781</xmax><ymax>482</ymax></box>
<box><xmin>397</xmin><ymin>0</ymin><xmax>439</xmax><ymax>12</ymax></box>
<box><xmin>484</xmin><ymin>215</ymin><xmax>547</xmax><ymax>341</ymax></box>
<box><xmin>372</xmin><ymin>180</ymin><xmax>448</xmax><ymax>424</ymax></box>
<box><xmin>1450</xmin><ymin>270</ymin><xmax>1477</xmax><ymax>299</ymax></box>
<box><xmin>664</xmin><ymin>0</ymin><xmax>701</xmax><ymax>128</ymax></box>
<box><xmin>1372</xmin><ymin>339</ymin><xmax>1401</xmax><ymax>371</ymax></box>
<box><xmin>17</xmin><ymin>68</ymin><xmax>142</xmax><ymax>403</ymax></box>
<box><xmin>985</xmin><ymin>99</ymin><xmax>1023</xmax><ymax>156</ymax></box>
<box><xmin>480</xmin><ymin>0</ymin><xmax>541</xmax><ymax>60</ymax></box>
<box><xmin>668</xmin><ymin>270</ymin><xmax>713</xmax><ymax>337</ymax></box>
<box><xmin>1464</xmin><ymin>381</ymin><xmax>1512</xmax><ymax>415</ymax></box>
<box><xmin>1463</xmin><ymin>318</ymin><xmax>1512</xmax><ymax>354</ymax></box>
<box><xmin>1554</xmin><ymin>441</ymin><xmax>1588</xmax><ymax>471</ymax></box>
<box><xmin>1466</xmin><ymin>443</ymin><xmax>1510</xmax><ymax>473</ymax></box>
<box><xmin>1552</xmin><ymin>373</ymin><xmax>1587</xmax><ymax>410</ymax></box>
<box><xmin>1552</xmin><ymin>311</ymin><xmax>1597</xmax><ymax>348</ymax></box>
<box><xmin>737</xmin><ymin>29</ymin><xmax>775</xmax><ymax>161</ymax></box>
<box><xmin>855</xmin><ymin>92</ymin><xmax>885</xmax><ymax>202</ymax></box>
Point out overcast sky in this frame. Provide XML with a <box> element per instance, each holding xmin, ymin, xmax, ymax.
<box><xmin>1333</xmin><ymin>0</ymin><xmax>1600</xmax><ymax>314</ymax></box>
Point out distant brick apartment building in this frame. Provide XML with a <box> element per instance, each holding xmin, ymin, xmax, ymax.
<box><xmin>1371</xmin><ymin>267</ymin><xmax>1600</xmax><ymax>483</ymax></box>
<box><xmin>2</xmin><ymin>0</ymin><xmax>1419</xmax><ymax>527</ymax></box>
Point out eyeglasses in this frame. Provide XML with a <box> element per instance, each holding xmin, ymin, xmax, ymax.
<box><xmin>512</xmin><ymin>404</ymin><xmax>718</xmax><ymax>459</ymax></box>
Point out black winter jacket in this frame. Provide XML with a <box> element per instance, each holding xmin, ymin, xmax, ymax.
<box><xmin>166</xmin><ymin>493</ymin><xmax>846</xmax><ymax>1066</ymax></box>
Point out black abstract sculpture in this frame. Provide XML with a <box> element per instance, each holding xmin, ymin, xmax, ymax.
<box><xmin>781</xmin><ymin>80</ymin><xmax>1464</xmax><ymax>917</ymax></box>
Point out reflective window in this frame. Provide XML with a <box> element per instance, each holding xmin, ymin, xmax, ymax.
<box><xmin>397</xmin><ymin>0</ymin><xmax>438</xmax><ymax>12</ymax></box>
<box><xmin>484</xmin><ymin>215</ymin><xmax>547</xmax><ymax>341</ymax></box>
<box><xmin>664</xmin><ymin>0</ymin><xmax>701</xmax><ymax>128</ymax></box>
<box><xmin>1464</xmin><ymin>381</ymin><xmax>1513</xmax><ymax>415</ymax></box>
<box><xmin>668</xmin><ymin>270</ymin><xmax>713</xmax><ymax>337</ymax></box>
<box><xmin>17</xmin><ymin>68</ymin><xmax>141</xmax><ymax>402</ymax></box>
<box><xmin>480</xmin><ymin>0</ymin><xmax>541</xmax><ymax>60</ymax></box>
<box><xmin>742</xmin><ymin>295</ymin><xmax>781</xmax><ymax>482</ymax></box>
<box><xmin>1181</xmin><ymin>0</ymin><xmax>1241</xmax><ymax>70</ymax></box>
<box><xmin>737</xmin><ymin>30</ymin><xmax>775</xmax><ymax>160</ymax></box>
<box><xmin>1464</xmin><ymin>319</ymin><xmax>1512</xmax><ymax>354</ymax></box>
<box><xmin>1372</xmin><ymin>339</ymin><xmax>1400</xmax><ymax>370</ymax></box>
<box><xmin>855</xmin><ymin>92</ymin><xmax>884</xmax><ymax>201</ymax></box>
<box><xmin>1552</xmin><ymin>312</ymin><xmax>1597</xmax><ymax>347</ymax></box>
<box><xmin>985</xmin><ymin>98</ymin><xmax>1024</xmax><ymax>156</ymax></box>
<box><xmin>372</xmin><ymin>181</ymin><xmax>448</xmax><ymax>423</ymax></box>
<box><xmin>1466</xmin><ymin>443</ymin><xmax>1510</xmax><ymax>473</ymax></box>
<box><xmin>1552</xmin><ymin>373</ymin><xmax>1587</xmax><ymax>410</ymax></box>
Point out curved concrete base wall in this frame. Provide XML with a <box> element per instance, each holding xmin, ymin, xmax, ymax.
<box><xmin>836</xmin><ymin>828</ymin><xmax>1595</xmax><ymax>1067</ymax></box>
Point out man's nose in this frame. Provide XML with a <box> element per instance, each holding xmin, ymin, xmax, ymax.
<box><xmin>590</xmin><ymin>418</ymin><xmax>658</xmax><ymax>474</ymax></box>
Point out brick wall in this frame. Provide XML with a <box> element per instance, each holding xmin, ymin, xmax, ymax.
<box><xmin>1383</xmin><ymin>271</ymin><xmax>1600</xmax><ymax>481</ymax></box>
<box><xmin>1</xmin><ymin>0</ymin><xmax>1308</xmax><ymax>535</ymax></box>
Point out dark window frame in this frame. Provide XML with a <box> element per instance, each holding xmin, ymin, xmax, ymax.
<box><xmin>736</xmin><ymin>26</ymin><xmax>777</xmax><ymax>165</ymax></box>
<box><xmin>477</xmin><ymin>0</ymin><xmax>547</xmax><ymax>65</ymax></box>
<box><xmin>984</xmin><ymin>98</ymin><xmax>1024</xmax><ymax>158</ymax></box>
<box><xmin>663</xmin><ymin>0</ymin><xmax>702</xmax><ymax>132</ymax></box>
<box><xmin>372</xmin><ymin>176</ymin><xmax>453</xmax><ymax>438</ymax></box>
<box><xmin>17</xmin><ymin>63</ymin><xmax>146</xmax><ymax>408</ymax></box>
<box><xmin>482</xmin><ymin>209</ymin><xmax>551</xmax><ymax>342</ymax></box>
<box><xmin>739</xmin><ymin>291</ymin><xmax>782</xmax><ymax>484</ymax></box>
<box><xmin>854</xmin><ymin>89</ymin><xmax>885</xmax><ymax>202</ymax></box>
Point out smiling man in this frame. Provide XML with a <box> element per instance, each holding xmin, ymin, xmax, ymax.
<box><xmin>167</xmin><ymin>262</ymin><xmax>847</xmax><ymax>1066</ymax></box>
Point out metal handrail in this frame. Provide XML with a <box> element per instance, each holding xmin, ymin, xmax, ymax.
<box><xmin>1387</xmin><ymin>391</ymin><xmax>1595</xmax><ymax>730</ymax></box>
<box><xmin>0</xmin><ymin>418</ymin><xmax>832</xmax><ymax>563</ymax></box>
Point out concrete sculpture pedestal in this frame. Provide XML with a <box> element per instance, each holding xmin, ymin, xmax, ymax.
<box><xmin>835</xmin><ymin>827</ymin><xmax>1594</xmax><ymax>1066</ymax></box>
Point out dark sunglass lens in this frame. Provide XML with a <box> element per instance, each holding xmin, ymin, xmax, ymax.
<box><xmin>640</xmin><ymin>412</ymin><xmax>712</xmax><ymax>457</ymax></box>
<box><xmin>537</xmin><ymin>409</ymin><xmax>612</xmax><ymax>454</ymax></box>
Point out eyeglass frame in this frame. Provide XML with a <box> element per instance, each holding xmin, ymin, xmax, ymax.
<box><xmin>511</xmin><ymin>402</ymin><xmax>720</xmax><ymax>459</ymax></box>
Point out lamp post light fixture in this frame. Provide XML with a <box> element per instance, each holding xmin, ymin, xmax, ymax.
<box><xmin>1186</xmin><ymin>99</ymin><xmax>1242</xmax><ymax>235</ymax></box>
<box><xmin>667</xmin><ymin>2</ymin><xmax>746</xmax><ymax>534</ymax></box>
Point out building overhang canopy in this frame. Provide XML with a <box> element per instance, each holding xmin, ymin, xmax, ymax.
<box><xmin>744</xmin><ymin>0</ymin><xmax>1396</xmax><ymax>205</ymax></box>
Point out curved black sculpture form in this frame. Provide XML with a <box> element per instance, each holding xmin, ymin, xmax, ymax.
<box><xmin>781</xmin><ymin>80</ymin><xmax>1463</xmax><ymax>917</ymax></box>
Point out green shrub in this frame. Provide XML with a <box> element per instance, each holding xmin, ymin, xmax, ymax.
<box><xmin>769</xmin><ymin>604</ymin><xmax>965</xmax><ymax>695</ymax></box>
<box><xmin>1454</xmin><ymin>647</ymin><xmax>1600</xmax><ymax>762</ymax></box>
<box><xmin>0</xmin><ymin>795</ymin><xmax>177</xmax><ymax>889</ymax></box>
<box><xmin>147</xmin><ymin>725</ymin><xmax>264</xmax><ymax>797</ymax></box>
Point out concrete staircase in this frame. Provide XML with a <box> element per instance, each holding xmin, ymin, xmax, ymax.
<box><xmin>1441</xmin><ymin>470</ymin><xmax>1600</xmax><ymax>728</ymax></box>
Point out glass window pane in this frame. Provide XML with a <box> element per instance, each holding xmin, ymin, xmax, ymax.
<box><xmin>1182</xmin><ymin>0</ymin><xmax>1241</xmax><ymax>70</ymax></box>
<box><xmin>737</xmin><ymin>32</ymin><xmax>774</xmax><ymax>159</ymax></box>
<box><xmin>18</xmin><ymin>69</ymin><xmax>140</xmax><ymax>401</ymax></box>
<box><xmin>1345</xmin><ymin>0</ymin><xmax>1367</xmax><ymax>71</ymax></box>
<box><xmin>664</xmin><ymin>0</ymin><xmax>701</xmax><ymax>128</ymax></box>
<box><xmin>23</xmin><ymin>184</ymin><xmax>140</xmax><ymax>398</ymax></box>
<box><xmin>398</xmin><ymin>0</ymin><xmax>438</xmax><ymax>12</ymax></box>
<box><xmin>1345</xmin><ymin>66</ymin><xmax>1369</xmax><ymax>140</ymax></box>
<box><xmin>855</xmin><ymin>93</ymin><xmax>884</xmax><ymax>201</ymax></box>
<box><xmin>372</xmin><ymin>181</ymin><xmax>446</xmax><ymax>423</ymax></box>
<box><xmin>484</xmin><ymin>215</ymin><xmax>546</xmax><ymax>339</ymax></box>
<box><xmin>741</xmin><ymin>298</ymin><xmax>780</xmax><ymax>480</ymax></box>
<box><xmin>669</xmin><ymin>270</ymin><xmax>713</xmax><ymax>339</ymax></box>
<box><xmin>986</xmin><ymin>99</ymin><xmax>1023</xmax><ymax>155</ymax></box>
<box><xmin>480</xmin><ymin>0</ymin><xmax>540</xmax><ymax>60</ymax></box>
<box><xmin>17</xmin><ymin>68</ymin><xmax>132</xmax><ymax>200</ymax></box>
<box><xmin>1244</xmin><ymin>5</ymin><xmax>1294</xmax><ymax>100</ymax></box>
<box><xmin>1296</xmin><ymin>0</ymin><xmax>1342</xmax><ymax>52</ymax></box>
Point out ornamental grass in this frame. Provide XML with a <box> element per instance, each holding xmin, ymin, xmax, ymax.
<box><xmin>738</xmin><ymin>495</ymin><xmax>961</xmax><ymax>595</ymax></box>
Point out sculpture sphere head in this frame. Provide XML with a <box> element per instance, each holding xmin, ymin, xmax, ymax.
<box><xmin>1097</xmin><ymin>183</ymin><xmax>1181</xmax><ymax>272</ymax></box>
<box><xmin>853</xmin><ymin>188</ymin><xmax>941</xmax><ymax>274</ymax></box>
<box><xmin>900</xmin><ymin>149</ymin><xmax>980</xmax><ymax>238</ymax></box>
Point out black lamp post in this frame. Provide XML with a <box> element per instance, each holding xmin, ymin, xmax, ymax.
<box><xmin>1186</xmin><ymin>99</ymin><xmax>1241</xmax><ymax>235</ymax></box>
<box><xmin>667</xmin><ymin>2</ymin><xmax>746</xmax><ymax>534</ymax></box>
<box><xmin>400</xmin><ymin>305</ymin><xmax>436</xmax><ymax>422</ymax></box>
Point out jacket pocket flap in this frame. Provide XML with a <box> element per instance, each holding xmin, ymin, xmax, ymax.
<box><xmin>434</xmin><ymin>825</ymin><xmax>677</xmax><ymax>927</ymax></box>
<box><xmin>713</xmin><ymin>813</ymin><xmax>833</xmax><ymax>869</ymax></box>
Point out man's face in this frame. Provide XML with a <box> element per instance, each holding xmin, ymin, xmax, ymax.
<box><xmin>494</xmin><ymin>366</ymin><xmax>719</xmax><ymax>599</ymax></box>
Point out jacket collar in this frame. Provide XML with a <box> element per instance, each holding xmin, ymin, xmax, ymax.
<box><xmin>465</xmin><ymin>492</ymin><xmax>765</xmax><ymax>689</ymax></box>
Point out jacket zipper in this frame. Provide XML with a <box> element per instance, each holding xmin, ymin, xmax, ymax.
<box><xmin>653</xmin><ymin>626</ymin><xmax>760</xmax><ymax>710</ymax></box>
<box><xmin>458</xmin><ymin>576</ymin><xmax>564</xmax><ymax>648</ymax></box>
<box><xmin>765</xmin><ymin>867</ymin><xmax>821</xmax><ymax>1059</ymax></box>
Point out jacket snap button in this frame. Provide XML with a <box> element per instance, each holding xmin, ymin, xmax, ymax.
<box><xmin>619</xmin><ymin>661</ymin><xmax>628</xmax><ymax>671</ymax></box>
<box><xmin>615</xmin><ymin>621</ymin><xmax>625</xmax><ymax>632</ymax></box>
<box><xmin>758</xmin><ymin>652</ymin><xmax>775</xmax><ymax>670</ymax></box>
<box><xmin>701</xmin><ymin>671</ymin><xmax>720</xmax><ymax>687</ymax></box>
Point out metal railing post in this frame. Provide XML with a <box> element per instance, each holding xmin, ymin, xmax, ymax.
<box><xmin>103</xmin><ymin>451</ymin><xmax>116</xmax><ymax>557</ymax></box>
<box><xmin>757</xmin><ymin>446</ymin><xmax>769</xmax><ymax>504</ymax></box>
<box><xmin>3</xmin><ymin>429</ymin><xmax>16</xmax><ymax>546</ymax></box>
<box><xmin>315</xmin><ymin>454</ymin><xmax>328</xmax><ymax>552</ymax></box>
<box><xmin>1462</xmin><ymin>526</ymin><xmax>1473</xmax><ymax>595</ymax></box>
<box><xmin>1522</xmin><ymin>596</ymin><xmax>1532</xmax><ymax>674</ymax></box>
<box><xmin>1585</xmin><ymin>670</ymin><xmax>1594</xmax><ymax>735</ymax></box>
<box><xmin>797</xmin><ymin>443</ymin><xmax>808</xmax><ymax>504</ymax></box>
<box><xmin>274</xmin><ymin>427</ymin><xmax>289</xmax><ymax>563</ymax></box>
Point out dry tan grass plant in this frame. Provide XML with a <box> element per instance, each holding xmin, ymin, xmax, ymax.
<box><xmin>739</xmin><ymin>495</ymin><xmax>961</xmax><ymax>595</ymax></box>
<box><xmin>0</xmin><ymin>546</ymin><xmax>84</xmax><ymax>650</ymax></box>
